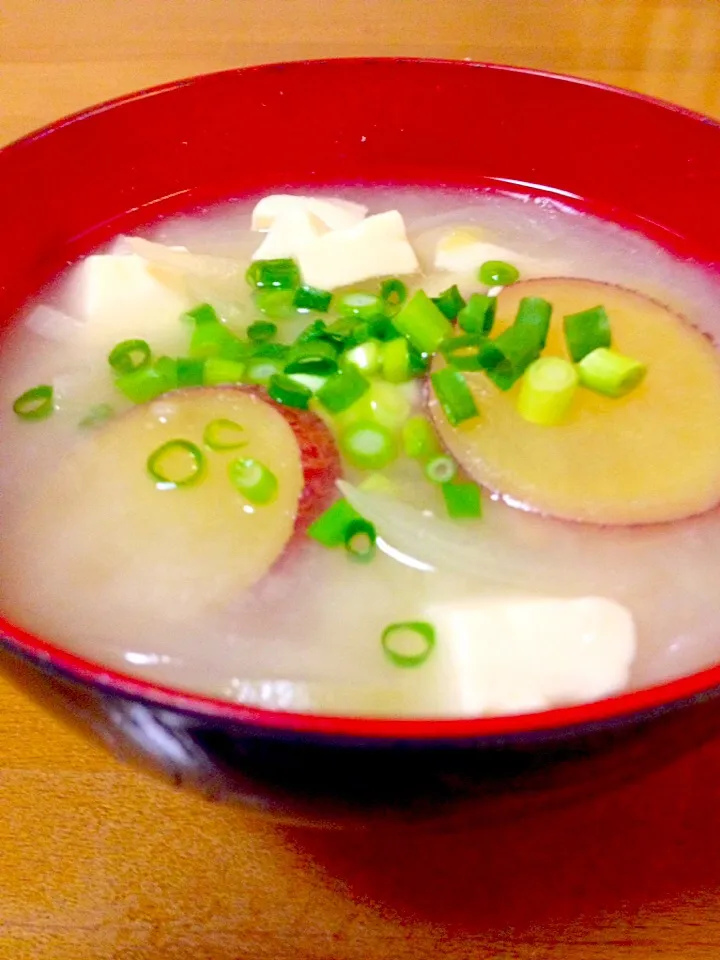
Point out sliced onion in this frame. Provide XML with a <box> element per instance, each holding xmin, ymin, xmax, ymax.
<box><xmin>338</xmin><ymin>480</ymin><xmax>597</xmax><ymax>595</ymax></box>
<box><xmin>127</xmin><ymin>236</ymin><xmax>246</xmax><ymax>303</ymax></box>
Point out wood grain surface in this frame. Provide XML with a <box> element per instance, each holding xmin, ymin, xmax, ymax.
<box><xmin>1</xmin><ymin>2</ymin><xmax>720</xmax><ymax>958</ymax></box>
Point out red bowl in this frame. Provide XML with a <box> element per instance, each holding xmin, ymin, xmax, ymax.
<box><xmin>1</xmin><ymin>58</ymin><xmax>720</xmax><ymax>826</ymax></box>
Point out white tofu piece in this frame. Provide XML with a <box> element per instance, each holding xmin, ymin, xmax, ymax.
<box><xmin>297</xmin><ymin>210</ymin><xmax>420</xmax><ymax>290</ymax></box>
<box><xmin>423</xmin><ymin>595</ymin><xmax>636</xmax><ymax>716</ymax></box>
<box><xmin>251</xmin><ymin>194</ymin><xmax>367</xmax><ymax>232</ymax></box>
<box><xmin>77</xmin><ymin>253</ymin><xmax>191</xmax><ymax>352</ymax></box>
<box><xmin>250</xmin><ymin>209</ymin><xmax>330</xmax><ymax>261</ymax></box>
<box><xmin>434</xmin><ymin>230</ymin><xmax>566</xmax><ymax>278</ymax></box>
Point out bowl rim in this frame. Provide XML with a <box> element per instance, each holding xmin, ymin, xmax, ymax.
<box><xmin>2</xmin><ymin>56</ymin><xmax>720</xmax><ymax>741</ymax></box>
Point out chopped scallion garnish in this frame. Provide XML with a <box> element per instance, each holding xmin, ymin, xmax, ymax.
<box><xmin>245</xmin><ymin>258</ymin><xmax>300</xmax><ymax>291</ymax></box>
<box><xmin>381</xmin><ymin>621</ymin><xmax>436</xmax><ymax>668</ymax></box>
<box><xmin>176</xmin><ymin>357</ymin><xmax>206</xmax><ymax>387</ymax></box>
<box><xmin>254</xmin><ymin>289</ymin><xmax>297</xmax><ymax>319</ymax></box>
<box><xmin>307</xmin><ymin>498</ymin><xmax>363</xmax><ymax>548</ymax></box>
<box><xmin>268</xmin><ymin>373</ymin><xmax>313</xmax><ymax>409</ymax></box>
<box><xmin>432</xmin><ymin>284</ymin><xmax>466</xmax><ymax>320</ymax></box>
<box><xmin>340</xmin><ymin>420</ymin><xmax>397</xmax><ymax>470</ymax></box>
<box><xmin>247</xmin><ymin>320</ymin><xmax>277</xmax><ymax>343</ymax></box>
<box><xmin>457</xmin><ymin>293</ymin><xmax>497</xmax><ymax>335</ymax></box>
<box><xmin>337</xmin><ymin>292</ymin><xmax>385</xmax><ymax>320</ymax></box>
<box><xmin>439</xmin><ymin>333</ymin><xmax>504</xmax><ymax>372</ymax></box>
<box><xmin>147</xmin><ymin>439</ymin><xmax>205</xmax><ymax>489</ymax></box>
<box><xmin>430</xmin><ymin>367</ymin><xmax>479</xmax><ymax>426</ymax></box>
<box><xmin>402</xmin><ymin>416</ymin><xmax>439</xmax><ymax>459</ymax></box>
<box><xmin>344</xmin><ymin>518</ymin><xmax>377</xmax><ymax>563</ymax></box>
<box><xmin>563</xmin><ymin>305</ymin><xmax>612</xmax><ymax>362</ymax></box>
<box><xmin>424</xmin><ymin>454</ymin><xmax>458</xmax><ymax>484</ymax></box>
<box><xmin>441</xmin><ymin>481</ymin><xmax>483</xmax><ymax>519</ymax></box>
<box><xmin>203</xmin><ymin>358</ymin><xmax>246</xmax><ymax>386</ymax></box>
<box><xmin>380</xmin><ymin>278</ymin><xmax>408</xmax><ymax>310</ymax></box>
<box><xmin>316</xmin><ymin>365</ymin><xmax>371</xmax><ymax>414</ymax></box>
<box><xmin>244</xmin><ymin>356</ymin><xmax>286</xmax><ymax>386</ymax></box>
<box><xmin>393</xmin><ymin>290</ymin><xmax>453</xmax><ymax>355</ymax></box>
<box><xmin>381</xmin><ymin>337</ymin><xmax>411</xmax><ymax>383</ymax></box>
<box><xmin>284</xmin><ymin>339</ymin><xmax>340</xmax><ymax>377</ymax></box>
<box><xmin>203</xmin><ymin>418</ymin><xmax>247</xmax><ymax>451</ymax></box>
<box><xmin>228</xmin><ymin>457</ymin><xmax>278</xmax><ymax>505</ymax></box>
<box><xmin>479</xmin><ymin>260</ymin><xmax>520</xmax><ymax>286</ymax></box>
<box><xmin>344</xmin><ymin>340</ymin><xmax>382</xmax><ymax>374</ymax></box>
<box><xmin>116</xmin><ymin>363</ymin><xmax>176</xmax><ymax>404</ymax></box>
<box><xmin>517</xmin><ymin>356</ymin><xmax>578</xmax><ymax>425</ymax></box>
<box><xmin>292</xmin><ymin>285</ymin><xmax>333</xmax><ymax>313</ymax></box>
<box><xmin>577</xmin><ymin>347</ymin><xmax>647</xmax><ymax>398</ymax></box>
<box><xmin>108</xmin><ymin>339</ymin><xmax>152</xmax><ymax>375</ymax></box>
<box><xmin>12</xmin><ymin>384</ymin><xmax>54</xmax><ymax>421</ymax></box>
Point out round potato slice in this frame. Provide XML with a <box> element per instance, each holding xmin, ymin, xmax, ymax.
<box><xmin>2</xmin><ymin>388</ymin><xmax>306</xmax><ymax>628</ymax></box>
<box><xmin>430</xmin><ymin>278</ymin><xmax>720</xmax><ymax>525</ymax></box>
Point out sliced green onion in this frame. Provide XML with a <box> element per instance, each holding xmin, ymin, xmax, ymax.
<box><xmin>203</xmin><ymin>418</ymin><xmax>247</xmax><ymax>451</ymax></box>
<box><xmin>153</xmin><ymin>356</ymin><xmax>178</xmax><ymax>389</ymax></box>
<box><xmin>247</xmin><ymin>320</ymin><xmax>277</xmax><ymax>343</ymax></box>
<box><xmin>380</xmin><ymin>278</ymin><xmax>408</xmax><ymax>309</ymax></box>
<box><xmin>402</xmin><ymin>415</ymin><xmax>440</xmax><ymax>459</ymax></box>
<box><xmin>307</xmin><ymin>498</ymin><xmax>363</xmax><ymax>547</ymax></box>
<box><xmin>254</xmin><ymin>289</ymin><xmax>297</xmax><ymax>320</ymax></box>
<box><xmin>517</xmin><ymin>356</ymin><xmax>578</xmax><ymax>426</ymax></box>
<box><xmin>12</xmin><ymin>384</ymin><xmax>54</xmax><ymax>420</ymax></box>
<box><xmin>340</xmin><ymin>420</ymin><xmax>397</xmax><ymax>470</ymax></box>
<box><xmin>393</xmin><ymin>290</ymin><xmax>453</xmax><ymax>355</ymax></box>
<box><xmin>176</xmin><ymin>357</ymin><xmax>206</xmax><ymax>387</ymax></box>
<box><xmin>147</xmin><ymin>439</ymin><xmax>205</xmax><ymax>489</ymax></box>
<box><xmin>337</xmin><ymin>292</ymin><xmax>384</xmax><ymax>320</ymax></box>
<box><xmin>293</xmin><ymin>285</ymin><xmax>333</xmax><ymax>313</ymax></box>
<box><xmin>298</xmin><ymin>318</ymin><xmax>349</xmax><ymax>351</ymax></box>
<box><xmin>183</xmin><ymin>303</ymin><xmax>219</xmax><ymax>325</ymax></box>
<box><xmin>245</xmin><ymin>356</ymin><xmax>286</xmax><ymax>386</ymax></box>
<box><xmin>439</xmin><ymin>333</ymin><xmax>505</xmax><ymax>372</ymax></box>
<box><xmin>268</xmin><ymin>373</ymin><xmax>313</xmax><ymax>409</ymax></box>
<box><xmin>381</xmin><ymin>337</ymin><xmax>411</xmax><ymax>383</ymax></box>
<box><xmin>286</xmin><ymin>371</ymin><xmax>328</xmax><ymax>393</ymax></box>
<box><xmin>442</xmin><ymin>481</ymin><xmax>483</xmax><ymax>519</ymax></box>
<box><xmin>430</xmin><ymin>367</ymin><xmax>479</xmax><ymax>426</ymax></box>
<box><xmin>284</xmin><ymin>339</ymin><xmax>340</xmax><ymax>377</ymax></box>
<box><xmin>228</xmin><ymin>457</ymin><xmax>278</xmax><ymax>505</ymax></box>
<box><xmin>344</xmin><ymin>340</ymin><xmax>381</xmax><ymax>375</ymax></box>
<box><xmin>577</xmin><ymin>347</ymin><xmax>647</xmax><ymax>398</ymax></box>
<box><xmin>424</xmin><ymin>454</ymin><xmax>458</xmax><ymax>484</ymax></box>
<box><xmin>432</xmin><ymin>284</ymin><xmax>466</xmax><ymax>320</ymax></box>
<box><xmin>484</xmin><ymin>299</ymin><xmax>553</xmax><ymax>391</ymax></box>
<box><xmin>457</xmin><ymin>293</ymin><xmax>497</xmax><ymax>335</ymax></box>
<box><xmin>563</xmin><ymin>305</ymin><xmax>612</xmax><ymax>363</ymax></box>
<box><xmin>479</xmin><ymin>260</ymin><xmax>520</xmax><ymax>286</ymax></box>
<box><xmin>108</xmin><ymin>339</ymin><xmax>152</xmax><ymax>375</ymax></box>
<box><xmin>116</xmin><ymin>363</ymin><xmax>176</xmax><ymax>404</ymax></box>
<box><xmin>316</xmin><ymin>366</ymin><xmax>371</xmax><ymax>414</ymax></box>
<box><xmin>203</xmin><ymin>358</ymin><xmax>245</xmax><ymax>386</ymax></box>
<box><xmin>514</xmin><ymin>297</ymin><xmax>552</xmax><ymax>349</ymax></box>
<box><xmin>381</xmin><ymin>621</ymin><xmax>436</xmax><ymax>668</ymax></box>
<box><xmin>189</xmin><ymin>316</ymin><xmax>247</xmax><ymax>362</ymax></box>
<box><xmin>245</xmin><ymin>258</ymin><xmax>300</xmax><ymax>291</ymax></box>
<box><xmin>367</xmin><ymin>315</ymin><xmax>401</xmax><ymax>343</ymax></box>
<box><xmin>344</xmin><ymin>518</ymin><xmax>377</xmax><ymax>563</ymax></box>
<box><xmin>408</xmin><ymin>346</ymin><xmax>431</xmax><ymax>377</ymax></box>
<box><xmin>79</xmin><ymin>402</ymin><xmax>114</xmax><ymax>429</ymax></box>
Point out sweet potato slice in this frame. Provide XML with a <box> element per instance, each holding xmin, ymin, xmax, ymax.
<box><xmin>2</xmin><ymin>389</ymin><xmax>321</xmax><ymax>627</ymax></box>
<box><xmin>430</xmin><ymin>278</ymin><xmax>720</xmax><ymax>525</ymax></box>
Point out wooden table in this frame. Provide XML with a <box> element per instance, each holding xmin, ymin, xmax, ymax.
<box><xmin>1</xmin><ymin>1</ymin><xmax>720</xmax><ymax>957</ymax></box>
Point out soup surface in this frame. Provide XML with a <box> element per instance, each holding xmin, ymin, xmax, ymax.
<box><xmin>1</xmin><ymin>187</ymin><xmax>720</xmax><ymax>717</ymax></box>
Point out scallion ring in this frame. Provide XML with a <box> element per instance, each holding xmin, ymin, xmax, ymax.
<box><xmin>343</xmin><ymin>518</ymin><xmax>377</xmax><ymax>563</ymax></box>
<box><xmin>228</xmin><ymin>457</ymin><xmax>278</xmax><ymax>505</ymax></box>
<box><xmin>108</xmin><ymin>339</ymin><xmax>152</xmax><ymax>375</ymax></box>
<box><xmin>147</xmin><ymin>439</ymin><xmax>205</xmax><ymax>489</ymax></box>
<box><xmin>12</xmin><ymin>384</ymin><xmax>54</xmax><ymax>421</ymax></box>
<box><xmin>203</xmin><ymin>418</ymin><xmax>247</xmax><ymax>451</ymax></box>
<box><xmin>381</xmin><ymin>621</ymin><xmax>436</xmax><ymax>668</ymax></box>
